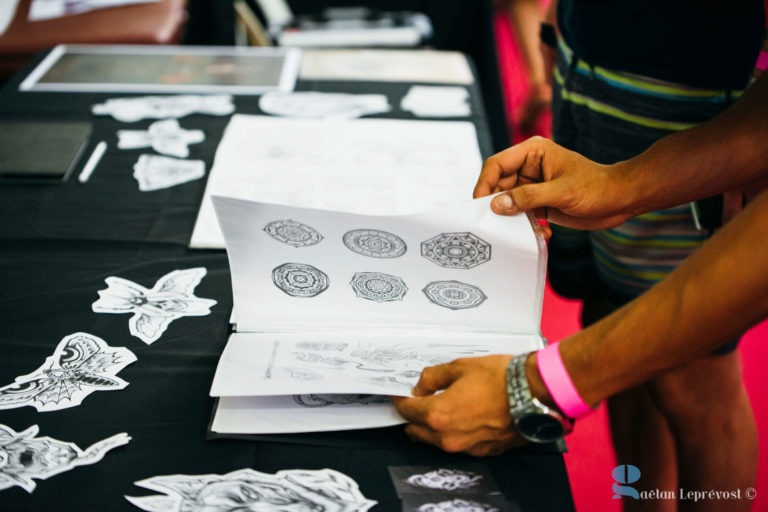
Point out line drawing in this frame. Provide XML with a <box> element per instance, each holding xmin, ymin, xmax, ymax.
<box><xmin>343</xmin><ymin>229</ymin><xmax>407</xmax><ymax>258</ymax></box>
<box><xmin>264</xmin><ymin>219</ymin><xmax>324</xmax><ymax>248</ymax></box>
<box><xmin>350</xmin><ymin>272</ymin><xmax>408</xmax><ymax>302</ymax></box>
<box><xmin>422</xmin><ymin>281</ymin><xmax>487</xmax><ymax>310</ymax></box>
<box><xmin>272</xmin><ymin>263</ymin><xmax>329</xmax><ymax>297</ymax></box>
<box><xmin>421</xmin><ymin>232</ymin><xmax>491</xmax><ymax>269</ymax></box>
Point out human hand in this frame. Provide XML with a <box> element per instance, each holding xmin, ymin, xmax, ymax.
<box><xmin>391</xmin><ymin>355</ymin><xmax>527</xmax><ymax>456</ymax></box>
<box><xmin>473</xmin><ymin>136</ymin><xmax>634</xmax><ymax>230</ymax></box>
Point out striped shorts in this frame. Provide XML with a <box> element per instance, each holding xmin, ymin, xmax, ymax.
<box><xmin>549</xmin><ymin>38</ymin><xmax>742</xmax><ymax>308</ymax></box>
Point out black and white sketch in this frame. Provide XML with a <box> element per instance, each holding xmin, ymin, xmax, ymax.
<box><xmin>117</xmin><ymin>119</ymin><xmax>205</xmax><ymax>158</ymax></box>
<box><xmin>132</xmin><ymin>154</ymin><xmax>206</xmax><ymax>191</ymax></box>
<box><xmin>350</xmin><ymin>272</ymin><xmax>408</xmax><ymax>302</ymax></box>
<box><xmin>0</xmin><ymin>333</ymin><xmax>136</xmax><ymax>412</ymax></box>
<box><xmin>259</xmin><ymin>91</ymin><xmax>391</xmax><ymax>119</ymax></box>
<box><xmin>406</xmin><ymin>469</ymin><xmax>484</xmax><ymax>492</ymax></box>
<box><xmin>92</xmin><ymin>94</ymin><xmax>235</xmax><ymax>123</ymax></box>
<box><xmin>421</xmin><ymin>232</ymin><xmax>491</xmax><ymax>269</ymax></box>
<box><xmin>422</xmin><ymin>281</ymin><xmax>487</xmax><ymax>310</ymax></box>
<box><xmin>125</xmin><ymin>468</ymin><xmax>376</xmax><ymax>512</ymax></box>
<box><xmin>343</xmin><ymin>229</ymin><xmax>407</xmax><ymax>258</ymax></box>
<box><xmin>0</xmin><ymin>423</ymin><xmax>130</xmax><ymax>493</ymax></box>
<box><xmin>412</xmin><ymin>498</ymin><xmax>503</xmax><ymax>512</ymax></box>
<box><xmin>264</xmin><ymin>219</ymin><xmax>324</xmax><ymax>248</ymax></box>
<box><xmin>92</xmin><ymin>267</ymin><xmax>218</xmax><ymax>344</ymax></box>
<box><xmin>293</xmin><ymin>394</ymin><xmax>390</xmax><ymax>407</ymax></box>
<box><xmin>272</xmin><ymin>263</ymin><xmax>330</xmax><ymax>298</ymax></box>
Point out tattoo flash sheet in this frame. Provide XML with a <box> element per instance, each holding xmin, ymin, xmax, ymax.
<box><xmin>0</xmin><ymin>333</ymin><xmax>136</xmax><ymax>412</ymax></box>
<box><xmin>126</xmin><ymin>468</ymin><xmax>376</xmax><ymax>512</ymax></box>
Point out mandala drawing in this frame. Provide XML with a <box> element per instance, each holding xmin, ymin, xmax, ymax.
<box><xmin>0</xmin><ymin>333</ymin><xmax>137</xmax><ymax>412</ymax></box>
<box><xmin>350</xmin><ymin>272</ymin><xmax>408</xmax><ymax>302</ymax></box>
<box><xmin>264</xmin><ymin>219</ymin><xmax>324</xmax><ymax>248</ymax></box>
<box><xmin>343</xmin><ymin>229</ymin><xmax>407</xmax><ymax>258</ymax></box>
<box><xmin>405</xmin><ymin>469</ymin><xmax>483</xmax><ymax>492</ymax></box>
<box><xmin>421</xmin><ymin>232</ymin><xmax>491</xmax><ymax>269</ymax></box>
<box><xmin>417</xmin><ymin>498</ymin><xmax>500</xmax><ymax>512</ymax></box>
<box><xmin>92</xmin><ymin>267</ymin><xmax>217</xmax><ymax>344</ymax></box>
<box><xmin>272</xmin><ymin>263</ymin><xmax>329</xmax><ymax>297</ymax></box>
<box><xmin>126</xmin><ymin>468</ymin><xmax>377</xmax><ymax>512</ymax></box>
<box><xmin>422</xmin><ymin>281</ymin><xmax>487</xmax><ymax>310</ymax></box>
<box><xmin>0</xmin><ymin>424</ymin><xmax>130</xmax><ymax>493</ymax></box>
<box><xmin>293</xmin><ymin>394</ymin><xmax>390</xmax><ymax>407</ymax></box>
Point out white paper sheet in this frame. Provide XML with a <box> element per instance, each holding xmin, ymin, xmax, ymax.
<box><xmin>190</xmin><ymin>114</ymin><xmax>483</xmax><ymax>248</ymax></box>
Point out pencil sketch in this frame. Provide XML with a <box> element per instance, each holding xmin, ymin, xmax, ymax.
<box><xmin>132</xmin><ymin>154</ymin><xmax>206</xmax><ymax>191</ymax></box>
<box><xmin>0</xmin><ymin>333</ymin><xmax>136</xmax><ymax>412</ymax></box>
<box><xmin>272</xmin><ymin>263</ymin><xmax>330</xmax><ymax>297</ymax></box>
<box><xmin>117</xmin><ymin>119</ymin><xmax>205</xmax><ymax>158</ymax></box>
<box><xmin>343</xmin><ymin>229</ymin><xmax>407</xmax><ymax>258</ymax></box>
<box><xmin>264</xmin><ymin>219</ymin><xmax>324</xmax><ymax>248</ymax></box>
<box><xmin>260</xmin><ymin>91</ymin><xmax>391</xmax><ymax>119</ymax></box>
<box><xmin>126</xmin><ymin>468</ymin><xmax>376</xmax><ymax>512</ymax></box>
<box><xmin>350</xmin><ymin>272</ymin><xmax>408</xmax><ymax>302</ymax></box>
<box><xmin>405</xmin><ymin>469</ymin><xmax>484</xmax><ymax>492</ymax></box>
<box><xmin>421</xmin><ymin>232</ymin><xmax>491</xmax><ymax>269</ymax></box>
<box><xmin>416</xmin><ymin>498</ymin><xmax>501</xmax><ymax>512</ymax></box>
<box><xmin>293</xmin><ymin>394</ymin><xmax>390</xmax><ymax>407</ymax></box>
<box><xmin>92</xmin><ymin>267</ymin><xmax>217</xmax><ymax>344</ymax></box>
<box><xmin>92</xmin><ymin>94</ymin><xmax>235</xmax><ymax>123</ymax></box>
<box><xmin>422</xmin><ymin>281</ymin><xmax>487</xmax><ymax>310</ymax></box>
<box><xmin>0</xmin><ymin>423</ymin><xmax>130</xmax><ymax>493</ymax></box>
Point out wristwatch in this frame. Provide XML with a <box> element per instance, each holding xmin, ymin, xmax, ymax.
<box><xmin>507</xmin><ymin>353</ymin><xmax>573</xmax><ymax>443</ymax></box>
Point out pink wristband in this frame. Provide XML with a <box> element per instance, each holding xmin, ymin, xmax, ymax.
<box><xmin>537</xmin><ymin>342</ymin><xmax>595</xmax><ymax>419</ymax></box>
<box><xmin>757</xmin><ymin>51</ymin><xmax>768</xmax><ymax>72</ymax></box>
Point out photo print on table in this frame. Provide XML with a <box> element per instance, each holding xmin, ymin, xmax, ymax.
<box><xmin>422</xmin><ymin>281</ymin><xmax>487</xmax><ymax>310</ymax></box>
<box><xmin>125</xmin><ymin>468</ymin><xmax>376</xmax><ymax>512</ymax></box>
<box><xmin>264</xmin><ymin>219</ymin><xmax>324</xmax><ymax>248</ymax></box>
<box><xmin>92</xmin><ymin>267</ymin><xmax>217</xmax><ymax>344</ymax></box>
<box><xmin>92</xmin><ymin>94</ymin><xmax>235</xmax><ymax>123</ymax></box>
<box><xmin>272</xmin><ymin>263</ymin><xmax>329</xmax><ymax>298</ymax></box>
<box><xmin>350</xmin><ymin>272</ymin><xmax>408</xmax><ymax>302</ymax></box>
<box><xmin>421</xmin><ymin>232</ymin><xmax>491</xmax><ymax>269</ymax></box>
<box><xmin>0</xmin><ymin>333</ymin><xmax>136</xmax><ymax>412</ymax></box>
<box><xmin>117</xmin><ymin>119</ymin><xmax>205</xmax><ymax>159</ymax></box>
<box><xmin>132</xmin><ymin>154</ymin><xmax>206</xmax><ymax>192</ymax></box>
<box><xmin>343</xmin><ymin>228</ymin><xmax>407</xmax><ymax>258</ymax></box>
<box><xmin>0</xmin><ymin>423</ymin><xmax>130</xmax><ymax>493</ymax></box>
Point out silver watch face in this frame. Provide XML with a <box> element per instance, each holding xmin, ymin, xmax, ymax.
<box><xmin>516</xmin><ymin>413</ymin><xmax>567</xmax><ymax>443</ymax></box>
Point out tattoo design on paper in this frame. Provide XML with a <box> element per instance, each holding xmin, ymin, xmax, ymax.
<box><xmin>350</xmin><ymin>272</ymin><xmax>408</xmax><ymax>302</ymax></box>
<box><xmin>92</xmin><ymin>94</ymin><xmax>235</xmax><ymax>123</ymax></box>
<box><xmin>0</xmin><ymin>333</ymin><xmax>136</xmax><ymax>412</ymax></box>
<box><xmin>0</xmin><ymin>424</ymin><xmax>130</xmax><ymax>493</ymax></box>
<box><xmin>259</xmin><ymin>91</ymin><xmax>391</xmax><ymax>119</ymax></box>
<box><xmin>272</xmin><ymin>263</ymin><xmax>329</xmax><ymax>297</ymax></box>
<box><xmin>343</xmin><ymin>229</ymin><xmax>407</xmax><ymax>258</ymax></box>
<box><xmin>422</xmin><ymin>281</ymin><xmax>487</xmax><ymax>310</ymax></box>
<box><xmin>415</xmin><ymin>498</ymin><xmax>501</xmax><ymax>512</ymax></box>
<box><xmin>125</xmin><ymin>468</ymin><xmax>376</xmax><ymax>512</ymax></box>
<box><xmin>264</xmin><ymin>219</ymin><xmax>324</xmax><ymax>248</ymax></box>
<box><xmin>133</xmin><ymin>154</ymin><xmax>206</xmax><ymax>191</ymax></box>
<box><xmin>117</xmin><ymin>119</ymin><xmax>205</xmax><ymax>158</ymax></box>
<box><xmin>421</xmin><ymin>232</ymin><xmax>491</xmax><ymax>269</ymax></box>
<box><xmin>92</xmin><ymin>267</ymin><xmax>217</xmax><ymax>344</ymax></box>
<box><xmin>406</xmin><ymin>469</ymin><xmax>484</xmax><ymax>492</ymax></box>
<box><xmin>293</xmin><ymin>394</ymin><xmax>389</xmax><ymax>407</ymax></box>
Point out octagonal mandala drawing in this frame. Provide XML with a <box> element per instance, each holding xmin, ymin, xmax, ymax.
<box><xmin>343</xmin><ymin>229</ymin><xmax>407</xmax><ymax>258</ymax></box>
<box><xmin>272</xmin><ymin>263</ymin><xmax>329</xmax><ymax>297</ymax></box>
<box><xmin>264</xmin><ymin>219</ymin><xmax>323</xmax><ymax>248</ymax></box>
<box><xmin>350</xmin><ymin>272</ymin><xmax>408</xmax><ymax>302</ymax></box>
<box><xmin>421</xmin><ymin>232</ymin><xmax>491</xmax><ymax>269</ymax></box>
<box><xmin>422</xmin><ymin>280</ymin><xmax>486</xmax><ymax>310</ymax></box>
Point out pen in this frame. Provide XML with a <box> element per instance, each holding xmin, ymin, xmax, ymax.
<box><xmin>78</xmin><ymin>141</ymin><xmax>107</xmax><ymax>183</ymax></box>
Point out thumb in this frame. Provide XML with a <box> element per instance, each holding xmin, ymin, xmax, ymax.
<box><xmin>411</xmin><ymin>363</ymin><xmax>461</xmax><ymax>397</ymax></box>
<box><xmin>491</xmin><ymin>181</ymin><xmax>561</xmax><ymax>217</ymax></box>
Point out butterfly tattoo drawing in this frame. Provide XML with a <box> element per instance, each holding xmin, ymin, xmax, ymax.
<box><xmin>0</xmin><ymin>332</ymin><xmax>137</xmax><ymax>412</ymax></box>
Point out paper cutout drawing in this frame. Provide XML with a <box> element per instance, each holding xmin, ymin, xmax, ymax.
<box><xmin>117</xmin><ymin>119</ymin><xmax>204</xmax><ymax>158</ymax></box>
<box><xmin>92</xmin><ymin>95</ymin><xmax>235</xmax><ymax>123</ymax></box>
<box><xmin>92</xmin><ymin>267</ymin><xmax>217</xmax><ymax>344</ymax></box>
<box><xmin>132</xmin><ymin>154</ymin><xmax>206</xmax><ymax>191</ymax></box>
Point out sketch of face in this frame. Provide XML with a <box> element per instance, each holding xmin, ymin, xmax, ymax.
<box><xmin>190</xmin><ymin>480</ymin><xmax>324</xmax><ymax>512</ymax></box>
<box><xmin>406</xmin><ymin>469</ymin><xmax>482</xmax><ymax>492</ymax></box>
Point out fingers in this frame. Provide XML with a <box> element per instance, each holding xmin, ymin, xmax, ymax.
<box><xmin>410</xmin><ymin>362</ymin><xmax>461</xmax><ymax>397</ymax></box>
<box><xmin>474</xmin><ymin>137</ymin><xmax>549</xmax><ymax>199</ymax></box>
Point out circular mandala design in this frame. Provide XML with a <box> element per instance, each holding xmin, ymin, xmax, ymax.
<box><xmin>422</xmin><ymin>280</ymin><xmax>486</xmax><ymax>310</ymax></box>
<box><xmin>421</xmin><ymin>232</ymin><xmax>491</xmax><ymax>269</ymax></box>
<box><xmin>264</xmin><ymin>219</ymin><xmax>323</xmax><ymax>247</ymax></box>
<box><xmin>272</xmin><ymin>263</ymin><xmax>329</xmax><ymax>297</ymax></box>
<box><xmin>350</xmin><ymin>272</ymin><xmax>408</xmax><ymax>302</ymax></box>
<box><xmin>343</xmin><ymin>229</ymin><xmax>407</xmax><ymax>258</ymax></box>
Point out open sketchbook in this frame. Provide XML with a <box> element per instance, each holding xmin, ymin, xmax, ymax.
<box><xmin>208</xmin><ymin>195</ymin><xmax>547</xmax><ymax>435</ymax></box>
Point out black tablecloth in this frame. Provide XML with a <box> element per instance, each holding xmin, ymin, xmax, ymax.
<box><xmin>0</xmin><ymin>48</ymin><xmax>573</xmax><ymax>512</ymax></box>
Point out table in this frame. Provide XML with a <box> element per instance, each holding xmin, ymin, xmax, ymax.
<box><xmin>0</xmin><ymin>49</ymin><xmax>574</xmax><ymax>512</ymax></box>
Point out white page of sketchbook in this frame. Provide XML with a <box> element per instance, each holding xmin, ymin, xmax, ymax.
<box><xmin>213</xmin><ymin>194</ymin><xmax>545</xmax><ymax>335</ymax></box>
<box><xmin>211</xmin><ymin>395</ymin><xmax>406</xmax><ymax>434</ymax></box>
<box><xmin>210</xmin><ymin>332</ymin><xmax>543</xmax><ymax>398</ymax></box>
<box><xmin>189</xmin><ymin>114</ymin><xmax>483</xmax><ymax>248</ymax></box>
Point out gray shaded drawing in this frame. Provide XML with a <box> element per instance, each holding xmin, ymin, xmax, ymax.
<box><xmin>293</xmin><ymin>394</ymin><xmax>390</xmax><ymax>407</ymax></box>
<box><xmin>125</xmin><ymin>468</ymin><xmax>377</xmax><ymax>512</ymax></box>
<box><xmin>417</xmin><ymin>498</ymin><xmax>501</xmax><ymax>512</ymax></box>
<box><xmin>132</xmin><ymin>154</ymin><xmax>206</xmax><ymax>192</ymax></box>
<box><xmin>272</xmin><ymin>263</ymin><xmax>329</xmax><ymax>297</ymax></box>
<box><xmin>117</xmin><ymin>119</ymin><xmax>205</xmax><ymax>158</ymax></box>
<box><xmin>350</xmin><ymin>272</ymin><xmax>408</xmax><ymax>302</ymax></box>
<box><xmin>406</xmin><ymin>469</ymin><xmax>483</xmax><ymax>492</ymax></box>
<box><xmin>0</xmin><ymin>423</ymin><xmax>130</xmax><ymax>493</ymax></box>
<box><xmin>92</xmin><ymin>94</ymin><xmax>235</xmax><ymax>123</ymax></box>
<box><xmin>0</xmin><ymin>333</ymin><xmax>137</xmax><ymax>412</ymax></box>
<box><xmin>421</xmin><ymin>232</ymin><xmax>491</xmax><ymax>269</ymax></box>
<box><xmin>92</xmin><ymin>267</ymin><xmax>217</xmax><ymax>344</ymax></box>
<box><xmin>343</xmin><ymin>229</ymin><xmax>407</xmax><ymax>258</ymax></box>
<box><xmin>264</xmin><ymin>219</ymin><xmax>323</xmax><ymax>248</ymax></box>
<box><xmin>422</xmin><ymin>281</ymin><xmax>487</xmax><ymax>310</ymax></box>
